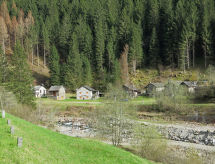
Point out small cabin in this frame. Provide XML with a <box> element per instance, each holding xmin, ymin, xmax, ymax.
<box><xmin>48</xmin><ymin>86</ymin><xmax>66</xmax><ymax>100</ymax></box>
<box><xmin>123</xmin><ymin>85</ymin><xmax>140</xmax><ymax>98</ymax></box>
<box><xmin>145</xmin><ymin>83</ymin><xmax>165</xmax><ymax>96</ymax></box>
<box><xmin>34</xmin><ymin>86</ymin><xmax>46</xmax><ymax>98</ymax></box>
<box><xmin>180</xmin><ymin>81</ymin><xmax>197</xmax><ymax>93</ymax></box>
<box><xmin>76</xmin><ymin>86</ymin><xmax>99</xmax><ymax>100</ymax></box>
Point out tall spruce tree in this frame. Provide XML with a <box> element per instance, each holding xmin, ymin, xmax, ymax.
<box><xmin>64</xmin><ymin>33</ymin><xmax>82</xmax><ymax>91</ymax></box>
<box><xmin>9</xmin><ymin>42</ymin><xmax>35</xmax><ymax>106</ymax></box>
<box><xmin>129</xmin><ymin>22</ymin><xmax>143</xmax><ymax>72</ymax></box>
<box><xmin>49</xmin><ymin>45</ymin><xmax>60</xmax><ymax>85</ymax></box>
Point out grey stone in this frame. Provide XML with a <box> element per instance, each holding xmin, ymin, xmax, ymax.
<box><xmin>2</xmin><ymin>110</ymin><xmax>5</xmax><ymax>118</ymax></box>
<box><xmin>7</xmin><ymin>120</ymin><xmax>11</xmax><ymax>125</ymax></box>
<box><xmin>17</xmin><ymin>137</ymin><xmax>23</xmax><ymax>147</ymax></box>
<box><xmin>11</xmin><ymin>126</ymin><xmax>14</xmax><ymax>134</ymax></box>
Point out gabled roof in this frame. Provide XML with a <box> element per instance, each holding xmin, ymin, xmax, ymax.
<box><xmin>165</xmin><ymin>81</ymin><xmax>182</xmax><ymax>87</ymax></box>
<box><xmin>146</xmin><ymin>83</ymin><xmax>165</xmax><ymax>88</ymax></box>
<box><xmin>34</xmin><ymin>86</ymin><xmax>46</xmax><ymax>91</ymax></box>
<box><xmin>181</xmin><ymin>81</ymin><xmax>197</xmax><ymax>87</ymax></box>
<box><xmin>123</xmin><ymin>85</ymin><xmax>139</xmax><ymax>92</ymax></box>
<box><xmin>82</xmin><ymin>86</ymin><xmax>98</xmax><ymax>92</ymax></box>
<box><xmin>49</xmin><ymin>86</ymin><xmax>65</xmax><ymax>91</ymax></box>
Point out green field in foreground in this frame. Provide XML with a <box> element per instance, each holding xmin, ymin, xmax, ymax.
<box><xmin>0</xmin><ymin>113</ymin><xmax>153</xmax><ymax>164</ymax></box>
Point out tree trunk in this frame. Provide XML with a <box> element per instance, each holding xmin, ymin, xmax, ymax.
<box><xmin>186</xmin><ymin>39</ymin><xmax>190</xmax><ymax>69</ymax></box>
<box><xmin>43</xmin><ymin>46</ymin><xmax>46</xmax><ymax>68</ymax></box>
<box><xmin>132</xmin><ymin>59</ymin><xmax>136</xmax><ymax>73</ymax></box>
<box><xmin>193</xmin><ymin>40</ymin><xmax>195</xmax><ymax>68</ymax></box>
<box><xmin>204</xmin><ymin>46</ymin><xmax>207</xmax><ymax>68</ymax></box>
<box><xmin>119</xmin><ymin>44</ymin><xmax>129</xmax><ymax>85</ymax></box>
<box><xmin>31</xmin><ymin>45</ymin><xmax>34</xmax><ymax>65</ymax></box>
<box><xmin>37</xmin><ymin>43</ymin><xmax>39</xmax><ymax>66</ymax></box>
<box><xmin>2</xmin><ymin>38</ymin><xmax>5</xmax><ymax>55</ymax></box>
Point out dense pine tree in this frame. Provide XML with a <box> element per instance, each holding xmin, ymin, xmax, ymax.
<box><xmin>49</xmin><ymin>45</ymin><xmax>60</xmax><ymax>85</ymax></box>
<box><xmin>9</xmin><ymin>42</ymin><xmax>35</xmax><ymax>106</ymax></box>
<box><xmin>1</xmin><ymin>0</ymin><xmax>215</xmax><ymax>92</ymax></box>
<box><xmin>64</xmin><ymin>33</ymin><xmax>82</xmax><ymax>91</ymax></box>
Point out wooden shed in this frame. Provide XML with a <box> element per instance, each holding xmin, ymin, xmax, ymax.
<box><xmin>123</xmin><ymin>84</ymin><xmax>140</xmax><ymax>98</ymax></box>
<box><xmin>145</xmin><ymin>83</ymin><xmax>165</xmax><ymax>96</ymax></box>
<box><xmin>180</xmin><ymin>81</ymin><xmax>197</xmax><ymax>93</ymax></box>
<box><xmin>76</xmin><ymin>86</ymin><xmax>99</xmax><ymax>100</ymax></box>
<box><xmin>48</xmin><ymin>86</ymin><xmax>66</xmax><ymax>100</ymax></box>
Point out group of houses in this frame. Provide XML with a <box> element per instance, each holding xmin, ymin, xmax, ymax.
<box><xmin>33</xmin><ymin>85</ymin><xmax>66</xmax><ymax>100</ymax></box>
<box><xmin>33</xmin><ymin>85</ymin><xmax>100</xmax><ymax>100</ymax></box>
<box><xmin>145</xmin><ymin>81</ymin><xmax>199</xmax><ymax>96</ymax></box>
<box><xmin>33</xmin><ymin>80</ymin><xmax>204</xmax><ymax>100</ymax></box>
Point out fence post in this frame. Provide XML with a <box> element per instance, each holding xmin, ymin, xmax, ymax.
<box><xmin>7</xmin><ymin>119</ymin><xmax>11</xmax><ymax>125</ymax></box>
<box><xmin>10</xmin><ymin>126</ymin><xmax>14</xmax><ymax>134</ymax></box>
<box><xmin>17</xmin><ymin>137</ymin><xmax>23</xmax><ymax>148</ymax></box>
<box><xmin>2</xmin><ymin>110</ymin><xmax>5</xmax><ymax>118</ymax></box>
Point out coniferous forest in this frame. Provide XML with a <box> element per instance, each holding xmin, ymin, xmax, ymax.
<box><xmin>1</xmin><ymin>0</ymin><xmax>215</xmax><ymax>94</ymax></box>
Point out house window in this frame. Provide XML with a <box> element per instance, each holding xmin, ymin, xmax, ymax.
<box><xmin>86</xmin><ymin>92</ymin><xmax>88</xmax><ymax>94</ymax></box>
<box><xmin>86</xmin><ymin>96</ymin><xmax>89</xmax><ymax>99</ymax></box>
<box><xmin>79</xmin><ymin>92</ymin><xmax>82</xmax><ymax>94</ymax></box>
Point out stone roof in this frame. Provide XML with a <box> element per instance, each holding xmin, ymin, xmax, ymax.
<box><xmin>123</xmin><ymin>85</ymin><xmax>139</xmax><ymax>91</ymax></box>
<box><xmin>34</xmin><ymin>86</ymin><xmax>45</xmax><ymax>91</ymax></box>
<box><xmin>181</xmin><ymin>81</ymin><xmax>197</xmax><ymax>87</ymax></box>
<box><xmin>146</xmin><ymin>83</ymin><xmax>165</xmax><ymax>88</ymax></box>
<box><xmin>49</xmin><ymin>86</ymin><xmax>64</xmax><ymax>91</ymax></box>
<box><xmin>83</xmin><ymin>86</ymin><xmax>98</xmax><ymax>92</ymax></box>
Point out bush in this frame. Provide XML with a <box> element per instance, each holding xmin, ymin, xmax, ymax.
<box><xmin>132</xmin><ymin>124</ymin><xmax>167</xmax><ymax>162</ymax></box>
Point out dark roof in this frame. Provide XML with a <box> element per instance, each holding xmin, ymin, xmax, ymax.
<box><xmin>165</xmin><ymin>81</ymin><xmax>182</xmax><ymax>87</ymax></box>
<box><xmin>83</xmin><ymin>86</ymin><xmax>98</xmax><ymax>92</ymax></box>
<box><xmin>181</xmin><ymin>81</ymin><xmax>197</xmax><ymax>87</ymax></box>
<box><xmin>34</xmin><ymin>86</ymin><xmax>46</xmax><ymax>91</ymax></box>
<box><xmin>49</xmin><ymin>86</ymin><xmax>65</xmax><ymax>91</ymax></box>
<box><xmin>123</xmin><ymin>85</ymin><xmax>139</xmax><ymax>92</ymax></box>
<box><xmin>146</xmin><ymin>83</ymin><xmax>165</xmax><ymax>88</ymax></box>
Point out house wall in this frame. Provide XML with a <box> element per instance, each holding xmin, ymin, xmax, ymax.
<box><xmin>76</xmin><ymin>87</ymin><xmax>93</xmax><ymax>100</ymax></box>
<box><xmin>156</xmin><ymin>87</ymin><xmax>165</xmax><ymax>92</ymax></box>
<box><xmin>35</xmin><ymin>87</ymin><xmax>46</xmax><ymax>98</ymax></box>
<box><xmin>57</xmin><ymin>88</ymin><xmax>66</xmax><ymax>100</ymax></box>
<box><xmin>188</xmin><ymin>87</ymin><xmax>195</xmax><ymax>93</ymax></box>
<box><xmin>146</xmin><ymin>84</ymin><xmax>155</xmax><ymax>95</ymax></box>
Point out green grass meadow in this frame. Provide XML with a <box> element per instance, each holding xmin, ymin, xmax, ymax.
<box><xmin>0</xmin><ymin>113</ymin><xmax>153</xmax><ymax>164</ymax></box>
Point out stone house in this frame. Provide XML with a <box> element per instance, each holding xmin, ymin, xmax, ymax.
<box><xmin>123</xmin><ymin>84</ymin><xmax>140</xmax><ymax>98</ymax></box>
<box><xmin>145</xmin><ymin>83</ymin><xmax>165</xmax><ymax>96</ymax></box>
<box><xmin>180</xmin><ymin>81</ymin><xmax>197</xmax><ymax>93</ymax></box>
<box><xmin>76</xmin><ymin>86</ymin><xmax>99</xmax><ymax>100</ymax></box>
<box><xmin>48</xmin><ymin>86</ymin><xmax>66</xmax><ymax>100</ymax></box>
<box><xmin>34</xmin><ymin>86</ymin><xmax>46</xmax><ymax>98</ymax></box>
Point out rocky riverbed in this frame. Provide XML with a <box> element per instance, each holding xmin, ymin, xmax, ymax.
<box><xmin>54</xmin><ymin>116</ymin><xmax>215</xmax><ymax>163</ymax></box>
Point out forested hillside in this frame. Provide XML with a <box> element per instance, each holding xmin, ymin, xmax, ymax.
<box><xmin>1</xmin><ymin>0</ymin><xmax>215</xmax><ymax>91</ymax></box>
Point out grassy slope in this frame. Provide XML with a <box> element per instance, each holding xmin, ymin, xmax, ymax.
<box><xmin>0</xmin><ymin>113</ymin><xmax>153</xmax><ymax>164</ymax></box>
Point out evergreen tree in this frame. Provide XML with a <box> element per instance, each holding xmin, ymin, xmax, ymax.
<box><xmin>0</xmin><ymin>46</ymin><xmax>8</xmax><ymax>83</ymax></box>
<box><xmin>129</xmin><ymin>22</ymin><xmax>143</xmax><ymax>72</ymax></box>
<box><xmin>64</xmin><ymin>33</ymin><xmax>82</xmax><ymax>91</ymax></box>
<box><xmin>9</xmin><ymin>42</ymin><xmax>35</xmax><ymax>106</ymax></box>
<box><xmin>82</xmin><ymin>56</ymin><xmax>92</xmax><ymax>86</ymax></box>
<box><xmin>49</xmin><ymin>45</ymin><xmax>60</xmax><ymax>85</ymax></box>
<box><xmin>42</xmin><ymin>22</ymin><xmax>50</xmax><ymax>67</ymax></box>
<box><xmin>148</xmin><ymin>27</ymin><xmax>159</xmax><ymax>67</ymax></box>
